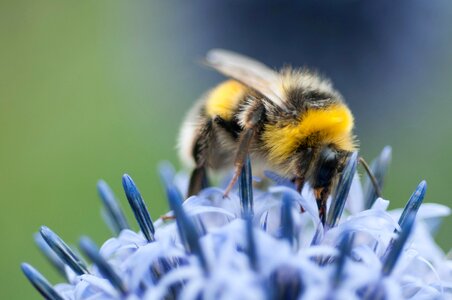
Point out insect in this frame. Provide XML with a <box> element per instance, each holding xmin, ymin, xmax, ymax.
<box><xmin>178</xmin><ymin>49</ymin><xmax>378</xmax><ymax>224</ymax></box>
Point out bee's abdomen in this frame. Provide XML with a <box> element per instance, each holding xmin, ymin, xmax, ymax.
<box><xmin>205</xmin><ymin>80</ymin><xmax>247</xmax><ymax>121</ymax></box>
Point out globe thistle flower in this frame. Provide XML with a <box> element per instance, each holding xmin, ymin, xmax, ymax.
<box><xmin>22</xmin><ymin>147</ymin><xmax>452</xmax><ymax>300</ymax></box>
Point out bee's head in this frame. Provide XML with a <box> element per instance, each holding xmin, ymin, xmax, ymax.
<box><xmin>307</xmin><ymin>148</ymin><xmax>352</xmax><ymax>206</ymax></box>
<box><xmin>311</xmin><ymin>146</ymin><xmax>340</xmax><ymax>190</ymax></box>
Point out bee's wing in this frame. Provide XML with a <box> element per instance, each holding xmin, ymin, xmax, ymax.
<box><xmin>205</xmin><ymin>49</ymin><xmax>286</xmax><ymax>108</ymax></box>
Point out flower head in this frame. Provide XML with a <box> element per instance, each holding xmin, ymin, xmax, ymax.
<box><xmin>22</xmin><ymin>147</ymin><xmax>452</xmax><ymax>299</ymax></box>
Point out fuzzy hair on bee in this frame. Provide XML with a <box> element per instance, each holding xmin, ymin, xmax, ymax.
<box><xmin>178</xmin><ymin>49</ymin><xmax>358</xmax><ymax>224</ymax></box>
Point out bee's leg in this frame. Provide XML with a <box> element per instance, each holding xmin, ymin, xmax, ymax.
<box><xmin>294</xmin><ymin>177</ymin><xmax>304</xmax><ymax>193</ymax></box>
<box><xmin>187</xmin><ymin>120</ymin><xmax>213</xmax><ymax>197</ymax></box>
<box><xmin>313</xmin><ymin>187</ymin><xmax>330</xmax><ymax>225</ymax></box>
<box><xmin>294</xmin><ymin>148</ymin><xmax>315</xmax><ymax>211</ymax></box>
<box><xmin>223</xmin><ymin>128</ymin><xmax>255</xmax><ymax>197</ymax></box>
<box><xmin>293</xmin><ymin>177</ymin><xmax>306</xmax><ymax>213</ymax></box>
<box><xmin>312</xmin><ymin>147</ymin><xmax>340</xmax><ymax>225</ymax></box>
<box><xmin>188</xmin><ymin>166</ymin><xmax>209</xmax><ymax>197</ymax></box>
<box><xmin>223</xmin><ymin>100</ymin><xmax>265</xmax><ymax>197</ymax></box>
<box><xmin>294</xmin><ymin>148</ymin><xmax>314</xmax><ymax>194</ymax></box>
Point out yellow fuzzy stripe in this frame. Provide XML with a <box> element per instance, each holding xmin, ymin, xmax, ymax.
<box><xmin>263</xmin><ymin>104</ymin><xmax>356</xmax><ymax>163</ymax></box>
<box><xmin>205</xmin><ymin>80</ymin><xmax>246</xmax><ymax>120</ymax></box>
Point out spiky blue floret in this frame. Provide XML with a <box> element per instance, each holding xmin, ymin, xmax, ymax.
<box><xmin>264</xmin><ymin>170</ymin><xmax>296</xmax><ymax>189</ymax></box>
<box><xmin>22</xmin><ymin>151</ymin><xmax>452</xmax><ymax>300</ymax></box>
<box><xmin>360</xmin><ymin>212</ymin><xmax>418</xmax><ymax>300</ymax></box>
<box><xmin>244</xmin><ymin>213</ymin><xmax>258</xmax><ymax>271</ymax></box>
<box><xmin>332</xmin><ymin>231</ymin><xmax>354</xmax><ymax>289</ymax></box>
<box><xmin>398</xmin><ymin>180</ymin><xmax>427</xmax><ymax>229</ymax></box>
<box><xmin>97</xmin><ymin>180</ymin><xmax>130</xmax><ymax>235</ymax></box>
<box><xmin>39</xmin><ymin>226</ymin><xmax>89</xmax><ymax>276</ymax></box>
<box><xmin>34</xmin><ymin>233</ymin><xmax>66</xmax><ymax>278</ymax></box>
<box><xmin>381</xmin><ymin>181</ymin><xmax>427</xmax><ymax>264</ymax></box>
<box><xmin>79</xmin><ymin>236</ymin><xmax>128</xmax><ymax>295</ymax></box>
<box><xmin>239</xmin><ymin>156</ymin><xmax>254</xmax><ymax>217</ymax></box>
<box><xmin>269</xmin><ymin>265</ymin><xmax>304</xmax><ymax>300</ymax></box>
<box><xmin>382</xmin><ymin>212</ymin><xmax>417</xmax><ymax>276</ymax></box>
<box><xmin>325</xmin><ymin>152</ymin><xmax>358</xmax><ymax>230</ymax></box>
<box><xmin>280</xmin><ymin>192</ymin><xmax>295</xmax><ymax>246</ymax></box>
<box><xmin>166</xmin><ymin>183</ymin><xmax>209</xmax><ymax>273</ymax></box>
<box><xmin>21</xmin><ymin>263</ymin><xmax>64</xmax><ymax>300</ymax></box>
<box><xmin>122</xmin><ymin>174</ymin><xmax>155</xmax><ymax>242</ymax></box>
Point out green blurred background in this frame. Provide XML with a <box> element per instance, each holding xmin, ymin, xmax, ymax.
<box><xmin>1</xmin><ymin>1</ymin><xmax>452</xmax><ymax>299</ymax></box>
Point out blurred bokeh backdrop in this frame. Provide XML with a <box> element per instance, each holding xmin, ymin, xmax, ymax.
<box><xmin>1</xmin><ymin>1</ymin><xmax>452</xmax><ymax>298</ymax></box>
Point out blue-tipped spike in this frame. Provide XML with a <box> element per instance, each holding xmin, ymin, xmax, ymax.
<box><xmin>239</xmin><ymin>156</ymin><xmax>254</xmax><ymax>217</ymax></box>
<box><xmin>262</xmin><ymin>212</ymin><xmax>269</xmax><ymax>232</ymax></box>
<box><xmin>34</xmin><ymin>233</ymin><xmax>66</xmax><ymax>278</ymax></box>
<box><xmin>326</xmin><ymin>152</ymin><xmax>358</xmax><ymax>230</ymax></box>
<box><xmin>158</xmin><ymin>161</ymin><xmax>176</xmax><ymax>188</ymax></box>
<box><xmin>39</xmin><ymin>226</ymin><xmax>89</xmax><ymax>275</ymax></box>
<box><xmin>79</xmin><ymin>236</ymin><xmax>128</xmax><ymax>295</ymax></box>
<box><xmin>381</xmin><ymin>212</ymin><xmax>416</xmax><ymax>276</ymax></box>
<box><xmin>97</xmin><ymin>180</ymin><xmax>130</xmax><ymax>235</ymax></box>
<box><xmin>360</xmin><ymin>280</ymin><xmax>386</xmax><ymax>300</ymax></box>
<box><xmin>166</xmin><ymin>184</ymin><xmax>209</xmax><ymax>273</ymax></box>
<box><xmin>269</xmin><ymin>265</ymin><xmax>304</xmax><ymax>300</ymax></box>
<box><xmin>195</xmin><ymin>216</ymin><xmax>207</xmax><ymax>236</ymax></box>
<box><xmin>150</xmin><ymin>257</ymin><xmax>175</xmax><ymax>284</ymax></box>
<box><xmin>281</xmin><ymin>192</ymin><xmax>295</xmax><ymax>246</ymax></box>
<box><xmin>398</xmin><ymin>180</ymin><xmax>427</xmax><ymax>229</ymax></box>
<box><xmin>381</xmin><ymin>181</ymin><xmax>426</xmax><ymax>265</ymax></box>
<box><xmin>245</xmin><ymin>213</ymin><xmax>258</xmax><ymax>271</ymax></box>
<box><xmin>21</xmin><ymin>263</ymin><xmax>64</xmax><ymax>300</ymax></box>
<box><xmin>264</xmin><ymin>170</ymin><xmax>296</xmax><ymax>189</ymax></box>
<box><xmin>332</xmin><ymin>232</ymin><xmax>354</xmax><ymax>289</ymax></box>
<box><xmin>364</xmin><ymin>146</ymin><xmax>392</xmax><ymax>209</ymax></box>
<box><xmin>310</xmin><ymin>224</ymin><xmax>324</xmax><ymax>246</ymax></box>
<box><xmin>122</xmin><ymin>174</ymin><xmax>155</xmax><ymax>242</ymax></box>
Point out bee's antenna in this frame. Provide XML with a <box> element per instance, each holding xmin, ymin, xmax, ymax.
<box><xmin>358</xmin><ymin>157</ymin><xmax>383</xmax><ymax>199</ymax></box>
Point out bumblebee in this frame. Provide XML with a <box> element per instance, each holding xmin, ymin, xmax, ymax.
<box><xmin>179</xmin><ymin>49</ymin><xmax>361</xmax><ymax>223</ymax></box>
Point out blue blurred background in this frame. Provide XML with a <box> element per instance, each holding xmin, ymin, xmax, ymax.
<box><xmin>1</xmin><ymin>1</ymin><xmax>452</xmax><ymax>298</ymax></box>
